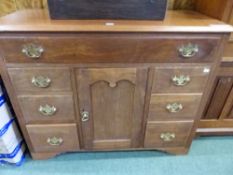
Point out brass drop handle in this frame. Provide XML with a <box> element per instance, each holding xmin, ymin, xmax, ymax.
<box><xmin>39</xmin><ymin>105</ymin><xmax>57</xmax><ymax>116</ymax></box>
<box><xmin>172</xmin><ymin>75</ymin><xmax>191</xmax><ymax>86</ymax></box>
<box><xmin>32</xmin><ymin>76</ymin><xmax>51</xmax><ymax>88</ymax></box>
<box><xmin>47</xmin><ymin>136</ymin><xmax>63</xmax><ymax>146</ymax></box>
<box><xmin>81</xmin><ymin>111</ymin><xmax>89</xmax><ymax>122</ymax></box>
<box><xmin>160</xmin><ymin>132</ymin><xmax>176</xmax><ymax>142</ymax></box>
<box><xmin>166</xmin><ymin>103</ymin><xmax>183</xmax><ymax>113</ymax></box>
<box><xmin>178</xmin><ymin>43</ymin><xmax>199</xmax><ymax>58</ymax></box>
<box><xmin>22</xmin><ymin>43</ymin><xmax>44</xmax><ymax>59</ymax></box>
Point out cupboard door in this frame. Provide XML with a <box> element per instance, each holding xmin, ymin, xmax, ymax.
<box><xmin>220</xmin><ymin>89</ymin><xmax>233</xmax><ymax>119</ymax></box>
<box><xmin>204</xmin><ymin>77</ymin><xmax>233</xmax><ymax>119</ymax></box>
<box><xmin>76</xmin><ymin>68</ymin><xmax>147</xmax><ymax>150</ymax></box>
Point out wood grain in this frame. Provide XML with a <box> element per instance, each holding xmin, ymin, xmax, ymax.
<box><xmin>0</xmin><ymin>10</ymin><xmax>232</xmax><ymax>33</ymax></box>
<box><xmin>195</xmin><ymin>0</ymin><xmax>233</xmax><ymax>22</ymax></box>
<box><xmin>18</xmin><ymin>93</ymin><xmax>76</xmax><ymax>124</ymax></box>
<box><xmin>0</xmin><ymin>9</ymin><xmax>231</xmax><ymax>159</ymax></box>
<box><xmin>149</xmin><ymin>94</ymin><xmax>202</xmax><ymax>120</ymax></box>
<box><xmin>0</xmin><ymin>34</ymin><xmax>221</xmax><ymax>63</ymax></box>
<box><xmin>195</xmin><ymin>1</ymin><xmax>233</xmax><ymax>136</ymax></box>
<box><xmin>152</xmin><ymin>65</ymin><xmax>211</xmax><ymax>93</ymax></box>
<box><xmin>8</xmin><ymin>67</ymin><xmax>72</xmax><ymax>93</ymax></box>
<box><xmin>204</xmin><ymin>77</ymin><xmax>233</xmax><ymax>119</ymax></box>
<box><xmin>76</xmin><ymin>68</ymin><xmax>147</xmax><ymax>150</ymax></box>
<box><xmin>144</xmin><ymin>121</ymin><xmax>193</xmax><ymax>148</ymax></box>
<box><xmin>220</xmin><ymin>81</ymin><xmax>233</xmax><ymax>119</ymax></box>
<box><xmin>26</xmin><ymin>123</ymin><xmax>80</xmax><ymax>153</ymax></box>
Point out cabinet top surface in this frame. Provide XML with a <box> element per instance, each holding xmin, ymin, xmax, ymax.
<box><xmin>0</xmin><ymin>9</ymin><xmax>232</xmax><ymax>33</ymax></box>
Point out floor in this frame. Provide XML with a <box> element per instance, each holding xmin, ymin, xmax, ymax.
<box><xmin>1</xmin><ymin>136</ymin><xmax>233</xmax><ymax>175</ymax></box>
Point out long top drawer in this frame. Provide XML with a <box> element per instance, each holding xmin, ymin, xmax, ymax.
<box><xmin>0</xmin><ymin>34</ymin><xmax>221</xmax><ymax>64</ymax></box>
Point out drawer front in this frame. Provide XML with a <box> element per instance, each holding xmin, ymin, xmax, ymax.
<box><xmin>144</xmin><ymin>121</ymin><xmax>193</xmax><ymax>148</ymax></box>
<box><xmin>18</xmin><ymin>93</ymin><xmax>75</xmax><ymax>124</ymax></box>
<box><xmin>26</xmin><ymin>124</ymin><xmax>80</xmax><ymax>153</ymax></box>
<box><xmin>223</xmin><ymin>41</ymin><xmax>233</xmax><ymax>59</ymax></box>
<box><xmin>8</xmin><ymin>67</ymin><xmax>72</xmax><ymax>93</ymax></box>
<box><xmin>149</xmin><ymin>94</ymin><xmax>202</xmax><ymax>120</ymax></box>
<box><xmin>0</xmin><ymin>34</ymin><xmax>220</xmax><ymax>63</ymax></box>
<box><xmin>152</xmin><ymin>65</ymin><xmax>211</xmax><ymax>93</ymax></box>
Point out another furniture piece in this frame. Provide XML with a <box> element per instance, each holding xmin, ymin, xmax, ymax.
<box><xmin>194</xmin><ymin>0</ymin><xmax>233</xmax><ymax>135</ymax></box>
<box><xmin>0</xmin><ymin>10</ymin><xmax>232</xmax><ymax>160</ymax></box>
<box><xmin>47</xmin><ymin>0</ymin><xmax>168</xmax><ymax>20</ymax></box>
<box><xmin>0</xmin><ymin>0</ymin><xmax>188</xmax><ymax>18</ymax></box>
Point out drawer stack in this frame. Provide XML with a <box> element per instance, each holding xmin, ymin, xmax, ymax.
<box><xmin>8</xmin><ymin>67</ymin><xmax>80</xmax><ymax>154</ymax></box>
<box><xmin>144</xmin><ymin>65</ymin><xmax>211</xmax><ymax>150</ymax></box>
<box><xmin>0</xmin><ymin>32</ymin><xmax>225</xmax><ymax>159</ymax></box>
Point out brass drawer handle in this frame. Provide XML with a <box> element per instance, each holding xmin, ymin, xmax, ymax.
<box><xmin>172</xmin><ymin>75</ymin><xmax>191</xmax><ymax>86</ymax></box>
<box><xmin>47</xmin><ymin>136</ymin><xmax>63</xmax><ymax>146</ymax></box>
<box><xmin>166</xmin><ymin>103</ymin><xmax>183</xmax><ymax>113</ymax></box>
<box><xmin>81</xmin><ymin>111</ymin><xmax>89</xmax><ymax>122</ymax></box>
<box><xmin>32</xmin><ymin>76</ymin><xmax>51</xmax><ymax>88</ymax></box>
<box><xmin>39</xmin><ymin>105</ymin><xmax>57</xmax><ymax>116</ymax></box>
<box><xmin>160</xmin><ymin>132</ymin><xmax>176</xmax><ymax>142</ymax></box>
<box><xmin>178</xmin><ymin>43</ymin><xmax>199</xmax><ymax>58</ymax></box>
<box><xmin>22</xmin><ymin>43</ymin><xmax>44</xmax><ymax>59</ymax></box>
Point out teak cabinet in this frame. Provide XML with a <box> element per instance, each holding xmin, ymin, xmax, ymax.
<box><xmin>198</xmin><ymin>67</ymin><xmax>233</xmax><ymax>135</ymax></box>
<box><xmin>0</xmin><ymin>10</ymin><xmax>232</xmax><ymax>160</ymax></box>
<box><xmin>194</xmin><ymin>0</ymin><xmax>233</xmax><ymax>135</ymax></box>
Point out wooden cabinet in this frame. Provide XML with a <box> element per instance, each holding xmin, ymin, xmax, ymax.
<box><xmin>76</xmin><ymin>68</ymin><xmax>147</xmax><ymax>150</ymax></box>
<box><xmin>197</xmin><ymin>68</ymin><xmax>233</xmax><ymax>135</ymax></box>
<box><xmin>205</xmin><ymin>77</ymin><xmax>233</xmax><ymax>120</ymax></box>
<box><xmin>193</xmin><ymin>0</ymin><xmax>233</xmax><ymax>135</ymax></box>
<box><xmin>0</xmin><ymin>10</ymin><xmax>231</xmax><ymax>159</ymax></box>
<box><xmin>194</xmin><ymin>0</ymin><xmax>233</xmax><ymax>62</ymax></box>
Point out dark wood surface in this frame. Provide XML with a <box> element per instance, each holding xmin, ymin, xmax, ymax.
<box><xmin>0</xmin><ymin>34</ymin><xmax>221</xmax><ymax>63</ymax></box>
<box><xmin>144</xmin><ymin>121</ymin><xmax>193</xmax><ymax>148</ymax></box>
<box><xmin>204</xmin><ymin>77</ymin><xmax>233</xmax><ymax>119</ymax></box>
<box><xmin>18</xmin><ymin>93</ymin><xmax>76</xmax><ymax>124</ymax></box>
<box><xmin>152</xmin><ymin>65</ymin><xmax>211</xmax><ymax>93</ymax></box>
<box><xmin>76</xmin><ymin>68</ymin><xmax>147</xmax><ymax>150</ymax></box>
<box><xmin>0</xmin><ymin>10</ymin><xmax>232</xmax><ymax>33</ymax></box>
<box><xmin>195</xmin><ymin>0</ymin><xmax>233</xmax><ymax>23</ymax></box>
<box><xmin>149</xmin><ymin>94</ymin><xmax>202</xmax><ymax>120</ymax></box>
<box><xmin>194</xmin><ymin>0</ymin><xmax>233</xmax><ymax>63</ymax></box>
<box><xmin>8</xmin><ymin>67</ymin><xmax>72</xmax><ymax>93</ymax></box>
<box><xmin>198</xmin><ymin>67</ymin><xmax>233</xmax><ymax>135</ymax></box>
<box><xmin>26</xmin><ymin>124</ymin><xmax>80</xmax><ymax>153</ymax></box>
<box><xmin>0</xmin><ymin>10</ymin><xmax>231</xmax><ymax>159</ymax></box>
<box><xmin>47</xmin><ymin>0</ymin><xmax>167</xmax><ymax>20</ymax></box>
<box><xmin>194</xmin><ymin>0</ymin><xmax>233</xmax><ymax>135</ymax></box>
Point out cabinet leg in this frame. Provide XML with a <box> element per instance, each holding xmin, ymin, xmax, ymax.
<box><xmin>164</xmin><ymin>147</ymin><xmax>189</xmax><ymax>155</ymax></box>
<box><xmin>30</xmin><ymin>152</ymin><xmax>61</xmax><ymax>160</ymax></box>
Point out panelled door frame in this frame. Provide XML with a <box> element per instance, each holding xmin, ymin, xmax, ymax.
<box><xmin>76</xmin><ymin>67</ymin><xmax>148</xmax><ymax>150</ymax></box>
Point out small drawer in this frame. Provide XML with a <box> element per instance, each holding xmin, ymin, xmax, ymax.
<box><xmin>144</xmin><ymin>121</ymin><xmax>193</xmax><ymax>148</ymax></box>
<box><xmin>0</xmin><ymin>34</ymin><xmax>220</xmax><ymax>63</ymax></box>
<box><xmin>222</xmin><ymin>41</ymin><xmax>233</xmax><ymax>61</ymax></box>
<box><xmin>26</xmin><ymin>124</ymin><xmax>80</xmax><ymax>153</ymax></box>
<box><xmin>18</xmin><ymin>93</ymin><xmax>75</xmax><ymax>124</ymax></box>
<box><xmin>152</xmin><ymin>65</ymin><xmax>211</xmax><ymax>93</ymax></box>
<box><xmin>8</xmin><ymin>67</ymin><xmax>72</xmax><ymax>93</ymax></box>
<box><xmin>148</xmin><ymin>94</ymin><xmax>202</xmax><ymax>120</ymax></box>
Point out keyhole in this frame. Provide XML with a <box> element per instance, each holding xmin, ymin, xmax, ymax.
<box><xmin>109</xmin><ymin>82</ymin><xmax>117</xmax><ymax>88</ymax></box>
